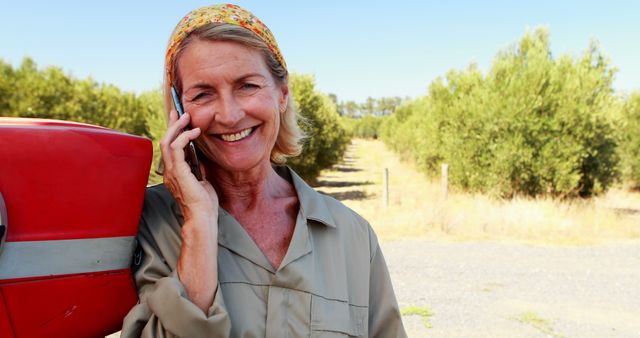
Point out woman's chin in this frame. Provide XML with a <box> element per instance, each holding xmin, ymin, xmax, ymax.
<box><xmin>211</xmin><ymin>154</ymin><xmax>270</xmax><ymax>173</ymax></box>
<box><xmin>203</xmin><ymin>140</ymin><xmax>274</xmax><ymax>173</ymax></box>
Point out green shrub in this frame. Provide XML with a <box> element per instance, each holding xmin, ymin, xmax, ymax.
<box><xmin>381</xmin><ymin>28</ymin><xmax>621</xmax><ymax>198</ymax></box>
<box><xmin>287</xmin><ymin>74</ymin><xmax>349</xmax><ymax>182</ymax></box>
<box><xmin>620</xmin><ymin>92</ymin><xmax>640</xmax><ymax>188</ymax></box>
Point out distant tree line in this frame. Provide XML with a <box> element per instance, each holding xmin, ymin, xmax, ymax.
<box><xmin>331</xmin><ymin>95</ymin><xmax>405</xmax><ymax>118</ymax></box>
<box><xmin>342</xmin><ymin>115</ymin><xmax>386</xmax><ymax>139</ymax></box>
<box><xmin>0</xmin><ymin>58</ymin><xmax>348</xmax><ymax>185</ymax></box>
<box><xmin>330</xmin><ymin>95</ymin><xmax>404</xmax><ymax>140</ymax></box>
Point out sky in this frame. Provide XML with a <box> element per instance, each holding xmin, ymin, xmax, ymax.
<box><xmin>1</xmin><ymin>0</ymin><xmax>638</xmax><ymax>102</ymax></box>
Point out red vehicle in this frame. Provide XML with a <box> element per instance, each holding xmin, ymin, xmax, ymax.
<box><xmin>0</xmin><ymin>118</ymin><xmax>152</xmax><ymax>338</ymax></box>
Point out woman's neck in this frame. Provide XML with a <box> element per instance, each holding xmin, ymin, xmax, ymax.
<box><xmin>205</xmin><ymin>162</ymin><xmax>292</xmax><ymax>214</ymax></box>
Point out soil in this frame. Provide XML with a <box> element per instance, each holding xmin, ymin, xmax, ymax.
<box><xmin>382</xmin><ymin>239</ymin><xmax>640</xmax><ymax>337</ymax></box>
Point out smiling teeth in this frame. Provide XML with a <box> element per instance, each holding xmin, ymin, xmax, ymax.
<box><xmin>220</xmin><ymin>128</ymin><xmax>252</xmax><ymax>142</ymax></box>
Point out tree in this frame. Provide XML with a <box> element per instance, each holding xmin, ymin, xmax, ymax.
<box><xmin>620</xmin><ymin>92</ymin><xmax>640</xmax><ymax>187</ymax></box>
<box><xmin>138</xmin><ymin>89</ymin><xmax>167</xmax><ymax>185</ymax></box>
<box><xmin>288</xmin><ymin>74</ymin><xmax>349</xmax><ymax>182</ymax></box>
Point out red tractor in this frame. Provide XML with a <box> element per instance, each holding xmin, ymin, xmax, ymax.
<box><xmin>0</xmin><ymin>118</ymin><xmax>151</xmax><ymax>338</ymax></box>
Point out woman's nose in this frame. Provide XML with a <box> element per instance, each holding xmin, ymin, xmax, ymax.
<box><xmin>214</xmin><ymin>94</ymin><xmax>245</xmax><ymax>126</ymax></box>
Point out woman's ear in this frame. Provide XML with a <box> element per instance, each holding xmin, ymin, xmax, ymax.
<box><xmin>279</xmin><ymin>83</ymin><xmax>289</xmax><ymax>113</ymax></box>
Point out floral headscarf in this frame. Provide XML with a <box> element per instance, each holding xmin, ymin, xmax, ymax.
<box><xmin>165</xmin><ymin>3</ymin><xmax>287</xmax><ymax>85</ymax></box>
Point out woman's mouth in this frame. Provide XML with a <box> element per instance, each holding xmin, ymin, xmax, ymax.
<box><xmin>217</xmin><ymin>127</ymin><xmax>255</xmax><ymax>142</ymax></box>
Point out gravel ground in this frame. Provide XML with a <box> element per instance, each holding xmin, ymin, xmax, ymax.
<box><xmin>381</xmin><ymin>239</ymin><xmax>640</xmax><ymax>338</ymax></box>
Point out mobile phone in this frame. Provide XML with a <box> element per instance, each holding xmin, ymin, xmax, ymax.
<box><xmin>171</xmin><ymin>86</ymin><xmax>203</xmax><ymax>181</ymax></box>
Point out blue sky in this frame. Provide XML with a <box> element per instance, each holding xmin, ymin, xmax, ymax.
<box><xmin>1</xmin><ymin>1</ymin><xmax>638</xmax><ymax>102</ymax></box>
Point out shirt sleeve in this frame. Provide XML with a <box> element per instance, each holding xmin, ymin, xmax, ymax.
<box><xmin>120</xmin><ymin>187</ymin><xmax>231</xmax><ymax>338</ymax></box>
<box><xmin>367</xmin><ymin>230</ymin><xmax>407</xmax><ymax>338</ymax></box>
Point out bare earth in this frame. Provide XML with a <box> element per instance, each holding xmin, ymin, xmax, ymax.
<box><xmin>382</xmin><ymin>239</ymin><xmax>640</xmax><ymax>338</ymax></box>
<box><xmin>315</xmin><ymin>139</ymin><xmax>640</xmax><ymax>338</ymax></box>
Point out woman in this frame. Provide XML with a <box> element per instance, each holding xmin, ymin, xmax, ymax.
<box><xmin>121</xmin><ymin>4</ymin><xmax>406</xmax><ymax>337</ymax></box>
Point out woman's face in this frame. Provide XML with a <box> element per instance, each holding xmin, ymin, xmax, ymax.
<box><xmin>176</xmin><ymin>39</ymin><xmax>288</xmax><ymax>173</ymax></box>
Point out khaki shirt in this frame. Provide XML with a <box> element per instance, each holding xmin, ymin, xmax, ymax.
<box><xmin>121</xmin><ymin>167</ymin><xmax>406</xmax><ymax>338</ymax></box>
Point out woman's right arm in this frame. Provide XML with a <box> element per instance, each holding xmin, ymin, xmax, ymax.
<box><xmin>121</xmin><ymin>201</ymin><xmax>230</xmax><ymax>338</ymax></box>
<box><xmin>121</xmin><ymin>112</ymin><xmax>229</xmax><ymax>337</ymax></box>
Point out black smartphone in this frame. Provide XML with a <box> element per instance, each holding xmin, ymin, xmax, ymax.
<box><xmin>171</xmin><ymin>86</ymin><xmax>203</xmax><ymax>181</ymax></box>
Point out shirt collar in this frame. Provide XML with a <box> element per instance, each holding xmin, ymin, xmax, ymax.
<box><xmin>215</xmin><ymin>166</ymin><xmax>336</xmax><ymax>272</ymax></box>
<box><xmin>275</xmin><ymin>166</ymin><xmax>337</xmax><ymax>228</ymax></box>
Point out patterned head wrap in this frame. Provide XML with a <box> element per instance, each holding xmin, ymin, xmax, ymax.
<box><xmin>165</xmin><ymin>3</ymin><xmax>287</xmax><ymax>86</ymax></box>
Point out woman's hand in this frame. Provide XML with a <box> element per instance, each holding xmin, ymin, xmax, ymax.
<box><xmin>160</xmin><ymin>110</ymin><xmax>218</xmax><ymax>221</ymax></box>
<box><xmin>160</xmin><ymin>109</ymin><xmax>219</xmax><ymax>313</ymax></box>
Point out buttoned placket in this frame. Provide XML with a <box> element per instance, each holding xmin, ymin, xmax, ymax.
<box><xmin>217</xmin><ymin>206</ymin><xmax>313</xmax><ymax>338</ymax></box>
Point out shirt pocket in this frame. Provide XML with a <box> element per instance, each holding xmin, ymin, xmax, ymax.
<box><xmin>310</xmin><ymin>295</ymin><xmax>367</xmax><ymax>338</ymax></box>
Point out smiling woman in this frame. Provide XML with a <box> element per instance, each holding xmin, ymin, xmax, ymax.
<box><xmin>120</xmin><ymin>4</ymin><xmax>406</xmax><ymax>338</ymax></box>
<box><xmin>177</xmin><ymin>40</ymin><xmax>286</xmax><ymax>173</ymax></box>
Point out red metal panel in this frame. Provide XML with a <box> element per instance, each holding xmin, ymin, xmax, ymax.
<box><xmin>0</xmin><ymin>117</ymin><xmax>152</xmax><ymax>241</ymax></box>
<box><xmin>0</xmin><ymin>118</ymin><xmax>151</xmax><ymax>337</ymax></box>
<box><xmin>1</xmin><ymin>270</ymin><xmax>137</xmax><ymax>338</ymax></box>
<box><xmin>0</xmin><ymin>290</ymin><xmax>16</xmax><ymax>338</ymax></box>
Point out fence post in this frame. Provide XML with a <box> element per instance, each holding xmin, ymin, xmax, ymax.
<box><xmin>383</xmin><ymin>168</ymin><xmax>389</xmax><ymax>208</ymax></box>
<box><xmin>441</xmin><ymin>163</ymin><xmax>448</xmax><ymax>200</ymax></box>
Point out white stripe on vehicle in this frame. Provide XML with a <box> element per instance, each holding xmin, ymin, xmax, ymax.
<box><xmin>0</xmin><ymin>236</ymin><xmax>136</xmax><ymax>279</ymax></box>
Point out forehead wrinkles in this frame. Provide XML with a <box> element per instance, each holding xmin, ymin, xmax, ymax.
<box><xmin>177</xmin><ymin>40</ymin><xmax>271</xmax><ymax>89</ymax></box>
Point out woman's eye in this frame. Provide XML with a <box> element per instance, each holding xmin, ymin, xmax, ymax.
<box><xmin>190</xmin><ymin>93</ymin><xmax>208</xmax><ymax>101</ymax></box>
<box><xmin>240</xmin><ymin>83</ymin><xmax>259</xmax><ymax>91</ymax></box>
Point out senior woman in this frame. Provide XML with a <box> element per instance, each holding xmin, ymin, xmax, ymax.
<box><xmin>121</xmin><ymin>4</ymin><xmax>406</xmax><ymax>338</ymax></box>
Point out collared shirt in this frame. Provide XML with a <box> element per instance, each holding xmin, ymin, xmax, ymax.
<box><xmin>121</xmin><ymin>166</ymin><xmax>406</xmax><ymax>338</ymax></box>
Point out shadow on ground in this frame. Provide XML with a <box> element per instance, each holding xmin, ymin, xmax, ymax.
<box><xmin>314</xmin><ymin>180</ymin><xmax>373</xmax><ymax>188</ymax></box>
<box><xmin>318</xmin><ymin>190</ymin><xmax>369</xmax><ymax>201</ymax></box>
<box><xmin>612</xmin><ymin>207</ymin><xmax>640</xmax><ymax>216</ymax></box>
<box><xmin>333</xmin><ymin>166</ymin><xmax>362</xmax><ymax>173</ymax></box>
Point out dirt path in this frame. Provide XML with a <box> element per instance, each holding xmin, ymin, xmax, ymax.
<box><xmin>315</xmin><ymin>139</ymin><xmax>640</xmax><ymax>338</ymax></box>
<box><xmin>383</xmin><ymin>240</ymin><xmax>640</xmax><ymax>338</ymax></box>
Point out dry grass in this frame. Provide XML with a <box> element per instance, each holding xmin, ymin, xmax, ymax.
<box><xmin>514</xmin><ymin>311</ymin><xmax>562</xmax><ymax>338</ymax></box>
<box><xmin>400</xmin><ymin>305</ymin><xmax>434</xmax><ymax>328</ymax></box>
<box><xmin>315</xmin><ymin>139</ymin><xmax>640</xmax><ymax>245</ymax></box>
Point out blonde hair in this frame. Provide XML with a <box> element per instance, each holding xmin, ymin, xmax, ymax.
<box><xmin>163</xmin><ymin>24</ymin><xmax>305</xmax><ymax>164</ymax></box>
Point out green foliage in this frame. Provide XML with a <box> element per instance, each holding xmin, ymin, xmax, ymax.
<box><xmin>620</xmin><ymin>92</ymin><xmax>640</xmax><ymax>187</ymax></box>
<box><xmin>288</xmin><ymin>74</ymin><xmax>349</xmax><ymax>182</ymax></box>
<box><xmin>381</xmin><ymin>28</ymin><xmax>621</xmax><ymax>198</ymax></box>
<box><xmin>138</xmin><ymin>90</ymin><xmax>167</xmax><ymax>185</ymax></box>
<box><xmin>342</xmin><ymin>115</ymin><xmax>386</xmax><ymax>139</ymax></box>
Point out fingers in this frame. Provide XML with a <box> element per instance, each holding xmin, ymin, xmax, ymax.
<box><xmin>161</xmin><ymin>127</ymin><xmax>201</xmax><ymax>169</ymax></box>
<box><xmin>164</xmin><ymin>111</ymin><xmax>191</xmax><ymax>146</ymax></box>
<box><xmin>161</xmin><ymin>112</ymin><xmax>193</xmax><ymax>159</ymax></box>
<box><xmin>160</xmin><ymin>111</ymin><xmax>217</xmax><ymax>221</ymax></box>
<box><xmin>160</xmin><ymin>110</ymin><xmax>202</xmax><ymax>175</ymax></box>
<box><xmin>174</xmin><ymin>127</ymin><xmax>201</xmax><ymax>150</ymax></box>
